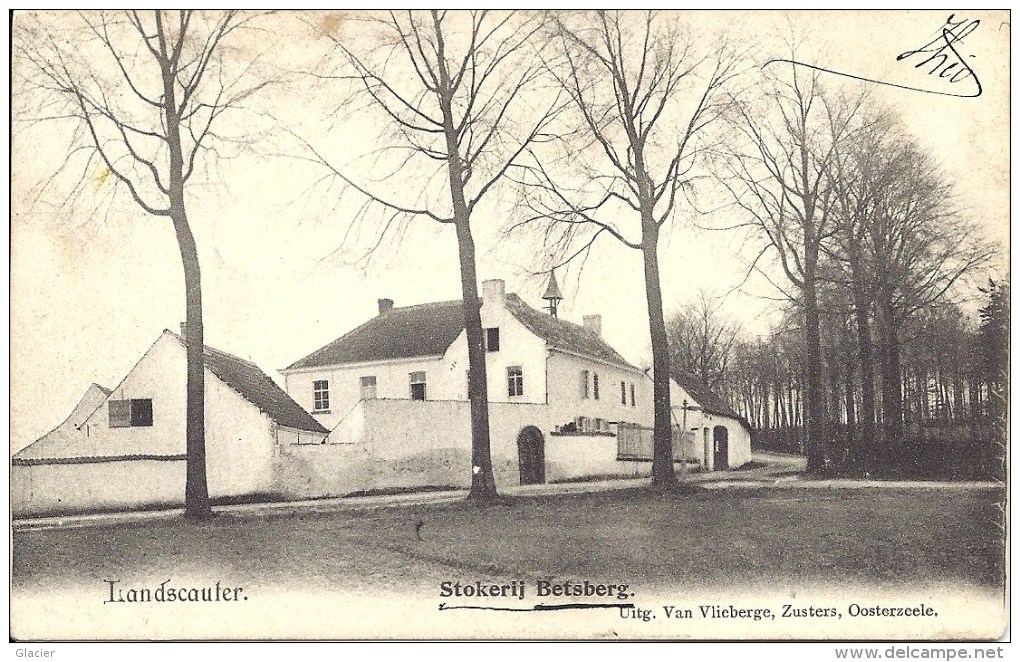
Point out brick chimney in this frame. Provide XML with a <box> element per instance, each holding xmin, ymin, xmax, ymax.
<box><xmin>482</xmin><ymin>279</ymin><xmax>505</xmax><ymax>308</ymax></box>
<box><xmin>378</xmin><ymin>298</ymin><xmax>394</xmax><ymax>315</ymax></box>
<box><xmin>583</xmin><ymin>314</ymin><xmax>602</xmax><ymax>337</ymax></box>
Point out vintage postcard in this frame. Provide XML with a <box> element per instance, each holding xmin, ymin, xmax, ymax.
<box><xmin>9</xmin><ymin>9</ymin><xmax>1009</xmax><ymax>644</ymax></box>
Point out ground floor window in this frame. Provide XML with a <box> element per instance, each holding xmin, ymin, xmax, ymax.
<box><xmin>508</xmin><ymin>365</ymin><xmax>524</xmax><ymax>397</ymax></box>
<box><xmin>109</xmin><ymin>398</ymin><xmax>153</xmax><ymax>428</ymax></box>
<box><xmin>410</xmin><ymin>371</ymin><xmax>427</xmax><ymax>400</ymax></box>
<box><xmin>313</xmin><ymin>380</ymin><xmax>330</xmax><ymax>411</ymax></box>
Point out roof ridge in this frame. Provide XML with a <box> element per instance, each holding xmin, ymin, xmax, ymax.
<box><xmin>505</xmin><ymin>292</ymin><xmax>593</xmax><ymax>333</ymax></box>
<box><xmin>167</xmin><ymin>329</ymin><xmax>259</xmax><ymax>367</ymax></box>
<box><xmin>503</xmin><ymin>293</ymin><xmax>638</xmax><ymax>371</ymax></box>
<box><xmin>390</xmin><ymin>299</ymin><xmax>463</xmax><ymax>311</ymax></box>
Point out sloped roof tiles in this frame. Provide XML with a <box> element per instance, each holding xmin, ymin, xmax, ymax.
<box><xmin>285</xmin><ymin>293</ymin><xmax>638</xmax><ymax>372</ymax></box>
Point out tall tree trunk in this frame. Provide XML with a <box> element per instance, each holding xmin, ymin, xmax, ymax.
<box><xmin>852</xmin><ymin>285</ymin><xmax>877</xmax><ymax>470</ymax></box>
<box><xmin>879</xmin><ymin>297</ymin><xmax>904</xmax><ymax>451</ymax></box>
<box><xmin>644</xmin><ymin>226</ymin><xmax>678</xmax><ymax>489</ymax></box>
<box><xmin>843</xmin><ymin>368</ymin><xmax>856</xmax><ymax>465</ymax></box>
<box><xmin>173</xmin><ymin>215</ymin><xmax>211</xmax><ymax>520</ymax></box>
<box><xmin>803</xmin><ymin>260</ymin><xmax>828</xmax><ymax>473</ymax></box>
<box><xmin>457</xmin><ymin>220</ymin><xmax>497</xmax><ymax>501</ymax></box>
<box><xmin>445</xmin><ymin>137</ymin><xmax>496</xmax><ymax>502</ymax></box>
<box><xmin>161</xmin><ymin>28</ymin><xmax>211</xmax><ymax>521</ymax></box>
<box><xmin>433</xmin><ymin>26</ymin><xmax>497</xmax><ymax>502</ymax></box>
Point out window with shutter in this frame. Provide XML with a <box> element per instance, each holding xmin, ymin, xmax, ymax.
<box><xmin>109</xmin><ymin>399</ymin><xmax>152</xmax><ymax>428</ymax></box>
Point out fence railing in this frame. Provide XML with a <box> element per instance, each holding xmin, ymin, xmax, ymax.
<box><xmin>616</xmin><ymin>423</ymin><xmax>693</xmax><ymax>463</ymax></box>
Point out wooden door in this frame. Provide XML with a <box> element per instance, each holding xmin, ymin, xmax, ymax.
<box><xmin>713</xmin><ymin>425</ymin><xmax>729</xmax><ymax>470</ymax></box>
<box><xmin>517</xmin><ymin>427</ymin><xmax>545</xmax><ymax>485</ymax></box>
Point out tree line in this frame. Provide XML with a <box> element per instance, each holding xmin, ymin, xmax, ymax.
<box><xmin>671</xmin><ymin>279</ymin><xmax>1005</xmax><ymax>479</ymax></box>
<box><xmin>699</xmin><ymin>64</ymin><xmax>999</xmax><ymax>478</ymax></box>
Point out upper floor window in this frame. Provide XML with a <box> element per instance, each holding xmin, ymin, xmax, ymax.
<box><xmin>593</xmin><ymin>372</ymin><xmax>600</xmax><ymax>400</ymax></box>
<box><xmin>109</xmin><ymin>398</ymin><xmax>153</xmax><ymax>428</ymax></box>
<box><xmin>485</xmin><ymin>327</ymin><xmax>500</xmax><ymax>352</ymax></box>
<box><xmin>360</xmin><ymin>375</ymin><xmax>377</xmax><ymax>400</ymax></box>
<box><xmin>581</xmin><ymin>369</ymin><xmax>590</xmax><ymax>398</ymax></box>
<box><xmin>630</xmin><ymin>383</ymin><xmax>636</xmax><ymax>407</ymax></box>
<box><xmin>313</xmin><ymin>380</ymin><xmax>330</xmax><ymax>411</ymax></box>
<box><xmin>410</xmin><ymin>371</ymin><xmax>427</xmax><ymax>400</ymax></box>
<box><xmin>507</xmin><ymin>366</ymin><xmax>524</xmax><ymax>397</ymax></box>
<box><xmin>621</xmin><ymin>381</ymin><xmax>627</xmax><ymax>405</ymax></box>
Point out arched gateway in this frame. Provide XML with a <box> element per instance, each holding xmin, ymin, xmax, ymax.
<box><xmin>516</xmin><ymin>426</ymin><xmax>545</xmax><ymax>485</ymax></box>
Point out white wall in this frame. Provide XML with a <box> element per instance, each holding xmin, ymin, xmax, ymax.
<box><xmin>670</xmin><ymin>380</ymin><xmax>752</xmax><ymax>470</ymax></box>
<box><xmin>546</xmin><ymin>352</ymin><xmax>652</xmax><ymax>430</ymax></box>
<box><xmin>277</xmin><ymin>398</ymin><xmax>646</xmax><ymax>497</ymax></box>
<box><xmin>12</xmin><ymin>459</ymin><xmax>185</xmax><ymax>517</ymax></box>
<box><xmin>79</xmin><ymin>331</ymin><xmax>281</xmax><ymax>499</ymax></box>
<box><xmin>283</xmin><ymin>356</ymin><xmax>446</xmax><ymax>435</ymax></box>
<box><xmin>447</xmin><ymin>294</ymin><xmax>550</xmax><ymax>405</ymax></box>
<box><xmin>544</xmin><ymin>435</ymin><xmax>650</xmax><ymax>482</ymax></box>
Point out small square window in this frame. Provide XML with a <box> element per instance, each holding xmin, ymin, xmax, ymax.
<box><xmin>109</xmin><ymin>399</ymin><xmax>152</xmax><ymax>428</ymax></box>
<box><xmin>507</xmin><ymin>365</ymin><xmax>524</xmax><ymax>397</ymax></box>
<box><xmin>485</xmin><ymin>327</ymin><xmax>500</xmax><ymax>352</ymax></box>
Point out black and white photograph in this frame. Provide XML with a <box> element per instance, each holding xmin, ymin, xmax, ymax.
<box><xmin>8</xmin><ymin>8</ymin><xmax>1010</xmax><ymax>646</ymax></box>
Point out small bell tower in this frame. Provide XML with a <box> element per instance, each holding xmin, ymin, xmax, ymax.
<box><xmin>542</xmin><ymin>270</ymin><xmax>564</xmax><ymax>317</ymax></box>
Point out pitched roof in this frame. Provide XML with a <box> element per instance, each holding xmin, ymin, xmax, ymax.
<box><xmin>13</xmin><ymin>383</ymin><xmax>112</xmax><ymax>460</ymax></box>
<box><xmin>285</xmin><ymin>293</ymin><xmax>638</xmax><ymax>372</ymax></box>
<box><xmin>169</xmin><ymin>332</ymin><xmax>328</xmax><ymax>434</ymax></box>
<box><xmin>504</xmin><ymin>294</ymin><xmax>637</xmax><ymax>370</ymax></box>
<box><xmin>672</xmin><ymin>374</ymin><xmax>749</xmax><ymax>428</ymax></box>
<box><xmin>285</xmin><ymin>300</ymin><xmax>465</xmax><ymax>370</ymax></box>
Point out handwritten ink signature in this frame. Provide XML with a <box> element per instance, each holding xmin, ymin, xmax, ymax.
<box><xmin>764</xmin><ymin>14</ymin><xmax>982</xmax><ymax>98</ymax></box>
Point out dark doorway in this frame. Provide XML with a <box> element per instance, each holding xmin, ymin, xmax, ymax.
<box><xmin>517</xmin><ymin>426</ymin><xmax>545</xmax><ymax>485</ymax></box>
<box><xmin>713</xmin><ymin>426</ymin><xmax>729</xmax><ymax>470</ymax></box>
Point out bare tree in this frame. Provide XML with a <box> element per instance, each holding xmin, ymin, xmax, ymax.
<box><xmin>666</xmin><ymin>291</ymin><xmax>740</xmax><ymax>393</ymax></box>
<box><xmin>293</xmin><ymin>10</ymin><xmax>559</xmax><ymax>502</ymax></box>
<box><xmin>861</xmin><ymin>136</ymin><xmax>992</xmax><ymax>450</ymax></box>
<box><xmin>14</xmin><ymin>10</ymin><xmax>272</xmax><ymax>519</ymax></box>
<box><xmin>820</xmin><ymin>106</ymin><xmax>991</xmax><ymax>469</ymax></box>
<box><xmin>718</xmin><ymin>62</ymin><xmax>864</xmax><ymax>473</ymax></box>
<box><xmin>825</xmin><ymin>111</ymin><xmax>899</xmax><ymax>470</ymax></box>
<box><xmin>513</xmin><ymin>10</ymin><xmax>741</xmax><ymax>490</ymax></box>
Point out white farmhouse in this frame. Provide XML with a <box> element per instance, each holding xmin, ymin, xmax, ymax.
<box><xmin>282</xmin><ymin>279</ymin><xmax>649</xmax><ymax>434</ymax></box>
<box><xmin>279</xmin><ymin>278</ymin><xmax>752</xmax><ymax>495</ymax></box>
<box><xmin>12</xmin><ymin>329</ymin><xmax>327</xmax><ymax>517</ymax></box>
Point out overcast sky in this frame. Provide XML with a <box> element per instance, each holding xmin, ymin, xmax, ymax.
<box><xmin>10</xmin><ymin>9</ymin><xmax>1010</xmax><ymax>452</ymax></box>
